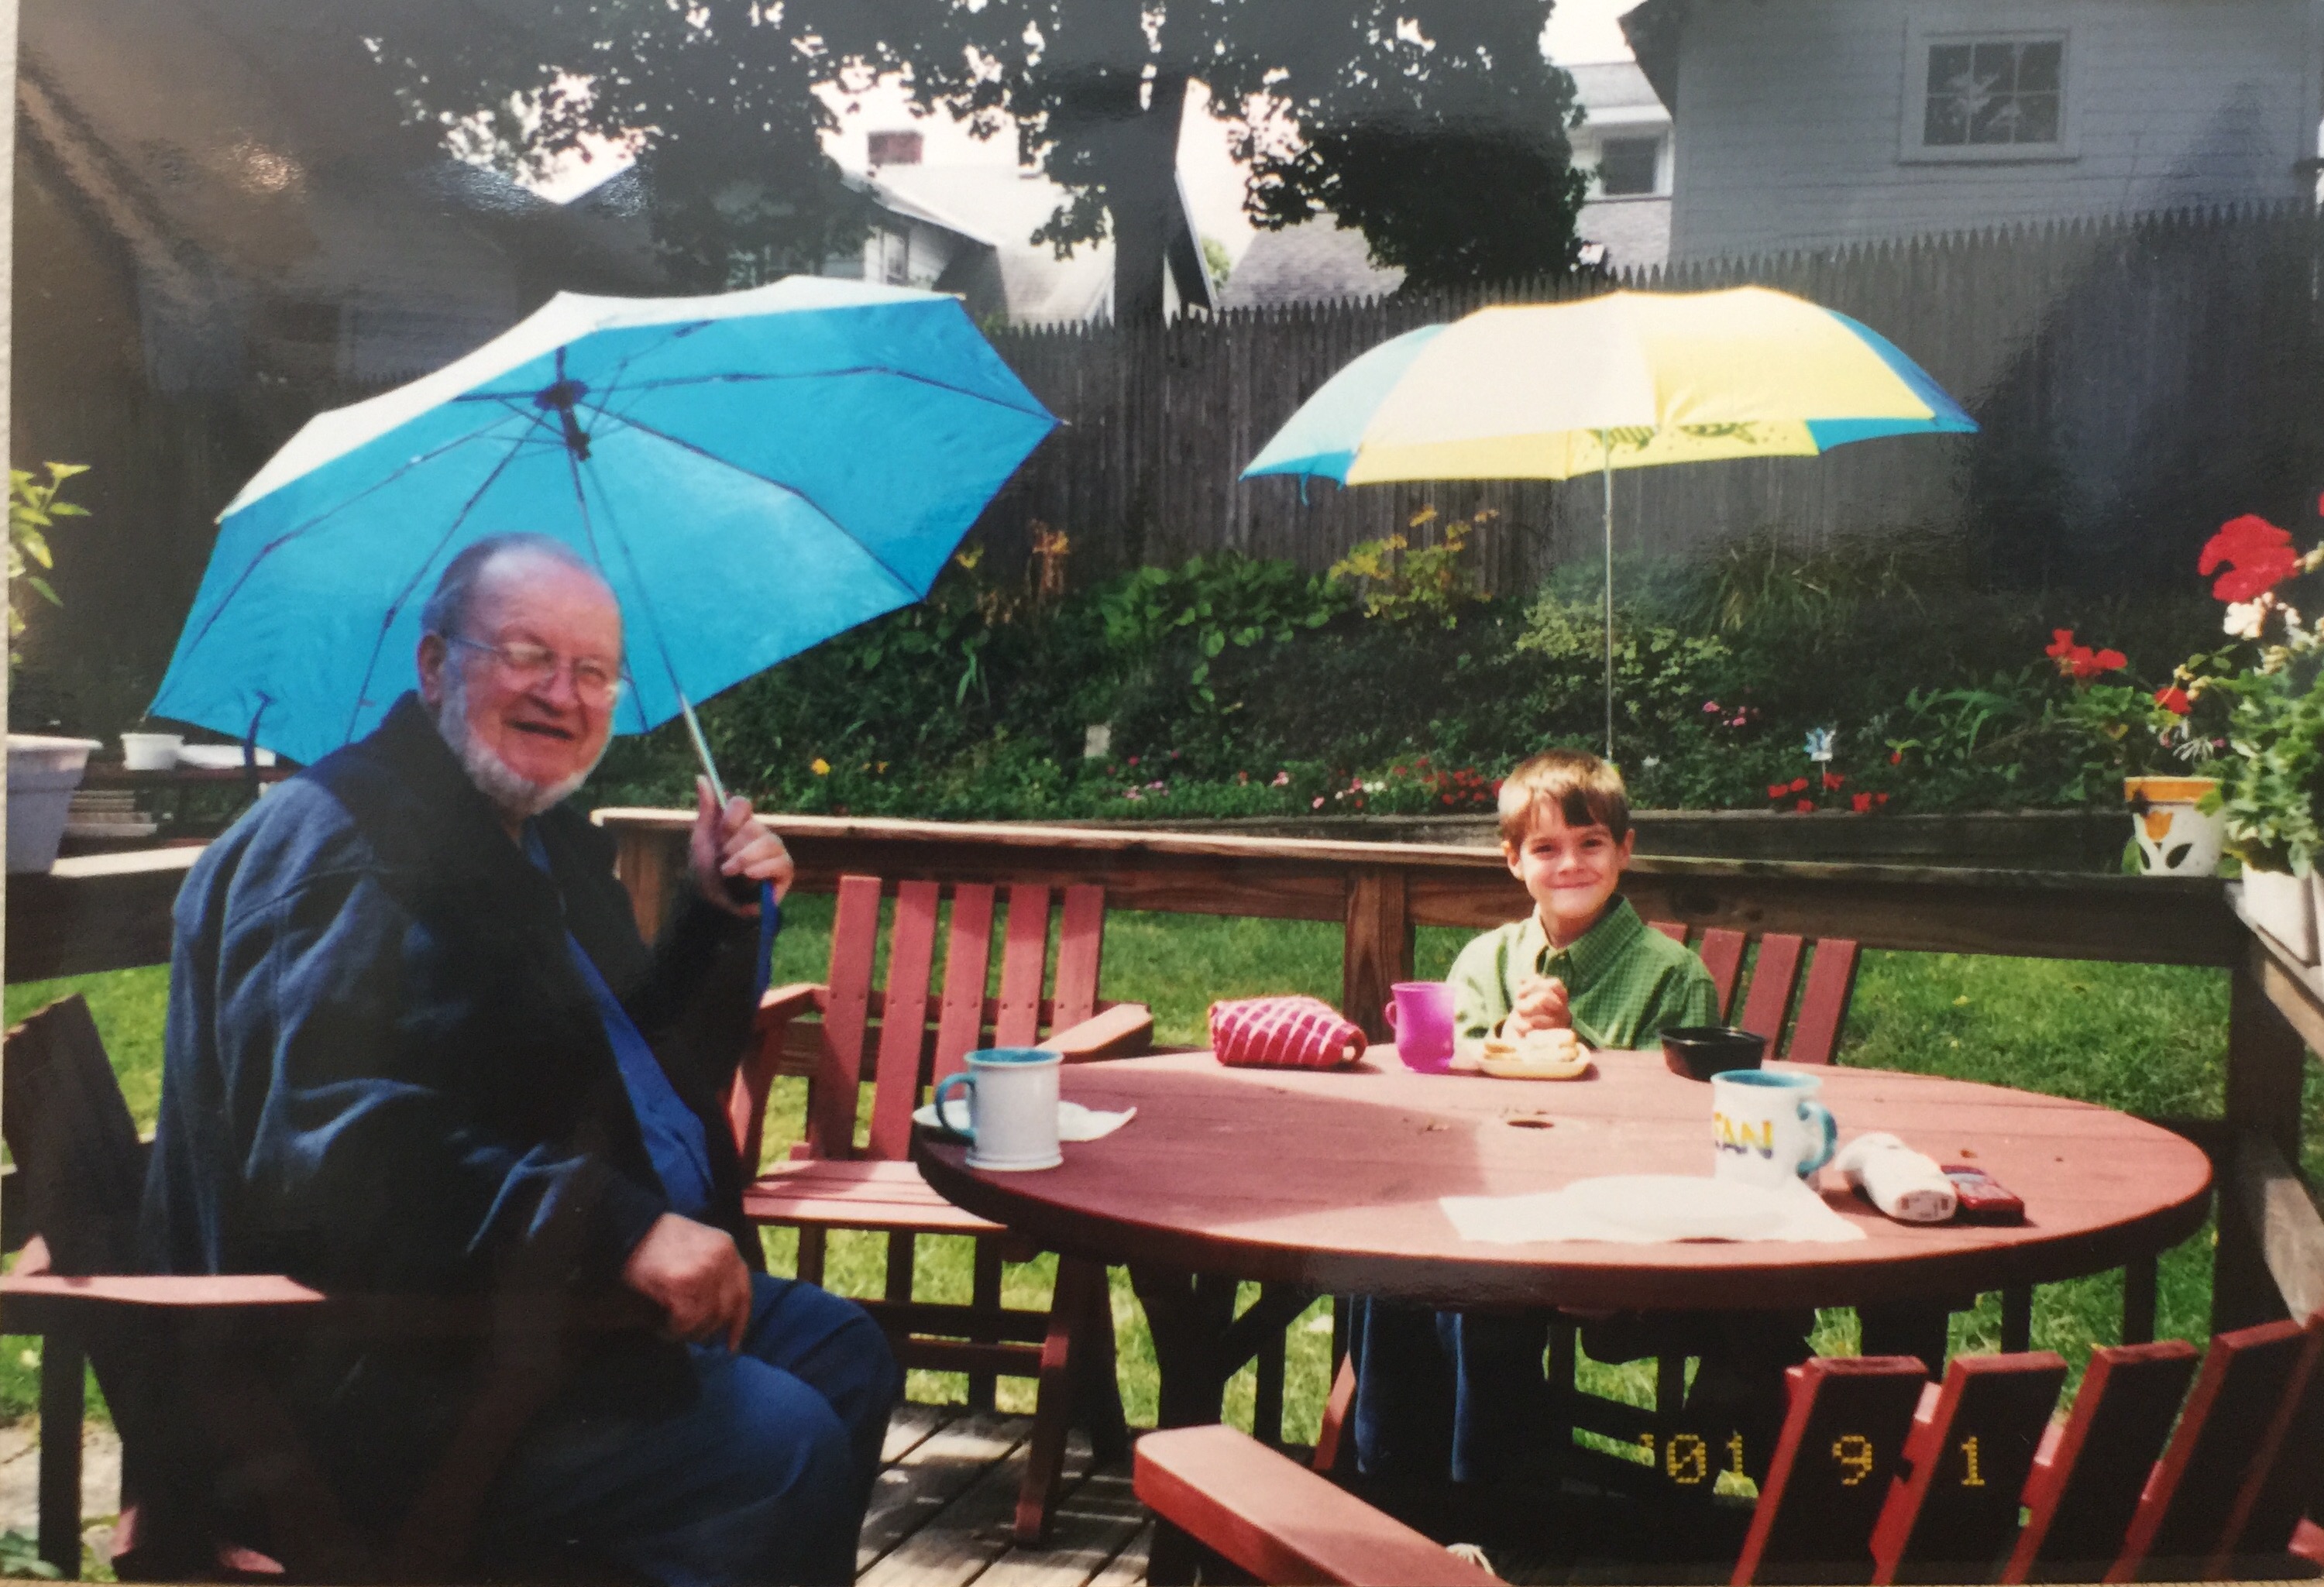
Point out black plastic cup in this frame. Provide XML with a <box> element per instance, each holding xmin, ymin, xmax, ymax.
<box><xmin>1661</xmin><ymin>1025</ymin><xmax>1770</xmax><ymax>1080</ymax></box>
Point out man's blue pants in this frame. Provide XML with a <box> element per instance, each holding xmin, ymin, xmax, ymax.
<box><xmin>483</xmin><ymin>1275</ymin><xmax>902</xmax><ymax>1586</ymax></box>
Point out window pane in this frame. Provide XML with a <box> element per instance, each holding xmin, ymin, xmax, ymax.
<box><xmin>1972</xmin><ymin>42</ymin><xmax>2018</xmax><ymax>94</ymax></box>
<box><xmin>2015</xmin><ymin>91</ymin><xmax>2060</xmax><ymax>143</ymax></box>
<box><xmin>2017</xmin><ymin>41</ymin><xmax>2062</xmax><ymax>92</ymax></box>
<box><xmin>1927</xmin><ymin>43</ymin><xmax>1972</xmax><ymax>97</ymax></box>
<box><xmin>1599</xmin><ymin>138</ymin><xmax>1659</xmax><ymax>195</ymax></box>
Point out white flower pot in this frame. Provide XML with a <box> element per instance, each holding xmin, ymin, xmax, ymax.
<box><xmin>2124</xmin><ymin>776</ymin><xmax>2224</xmax><ymax>876</ymax></box>
<box><xmin>7</xmin><ymin>734</ymin><xmax>103</xmax><ymax>873</ymax></box>
<box><xmin>2243</xmin><ymin>867</ymin><xmax>2317</xmax><ymax>962</ymax></box>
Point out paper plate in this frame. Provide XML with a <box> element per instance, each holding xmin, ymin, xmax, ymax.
<box><xmin>1561</xmin><ymin>1175</ymin><xmax>1794</xmax><ymax>1241</ymax></box>
<box><xmin>1477</xmin><ymin>1053</ymin><xmax>1593</xmax><ymax>1080</ymax></box>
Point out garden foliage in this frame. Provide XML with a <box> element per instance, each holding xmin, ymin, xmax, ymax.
<box><xmin>589</xmin><ymin>524</ymin><xmax>2231</xmax><ymax>821</ymax></box>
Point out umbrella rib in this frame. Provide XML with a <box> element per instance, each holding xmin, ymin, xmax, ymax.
<box><xmin>562</xmin><ymin>448</ymin><xmax>694</xmax><ymax>739</ymax></box>
<box><xmin>171</xmin><ymin>414</ymin><xmax>539</xmax><ymax>682</ymax></box>
<box><xmin>452</xmin><ymin>367</ymin><xmax>1052</xmax><ymax>424</ymax></box>
<box><xmin>337</xmin><ymin>437</ymin><xmax>544</xmax><ymax>747</ymax></box>
<box><xmin>583</xmin><ymin>406</ymin><xmax>926</xmax><ymax>602</ymax></box>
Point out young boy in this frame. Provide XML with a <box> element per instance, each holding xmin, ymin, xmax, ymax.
<box><xmin>1349</xmin><ymin>750</ymin><xmax>1740</xmax><ymax>1501</ymax></box>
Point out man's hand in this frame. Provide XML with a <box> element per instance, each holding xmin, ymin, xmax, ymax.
<box><xmin>1504</xmin><ymin>974</ymin><xmax>1572</xmax><ymax>1039</ymax></box>
<box><xmin>621</xmin><ymin>1213</ymin><xmax>753</xmax><ymax>1350</ymax></box>
<box><xmin>690</xmin><ymin>776</ymin><xmax>794</xmax><ymax>915</ymax></box>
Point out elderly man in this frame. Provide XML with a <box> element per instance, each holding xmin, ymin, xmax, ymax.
<box><xmin>143</xmin><ymin>532</ymin><xmax>899</xmax><ymax>1585</ymax></box>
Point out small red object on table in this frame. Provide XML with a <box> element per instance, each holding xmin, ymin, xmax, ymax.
<box><xmin>1208</xmin><ymin>994</ymin><xmax>1366</xmax><ymax>1070</ymax></box>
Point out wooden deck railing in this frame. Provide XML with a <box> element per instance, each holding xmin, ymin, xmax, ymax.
<box><xmin>9</xmin><ymin>810</ymin><xmax>2320</xmax><ymax>1338</ymax></box>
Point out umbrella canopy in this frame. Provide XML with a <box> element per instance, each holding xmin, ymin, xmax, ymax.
<box><xmin>1241</xmin><ymin>286</ymin><xmax>1975</xmax><ymax>755</ymax></box>
<box><xmin>1243</xmin><ymin>286</ymin><xmax>1975</xmax><ymax>483</ymax></box>
<box><xmin>153</xmin><ymin>277</ymin><xmax>1056</xmax><ymax>768</ymax></box>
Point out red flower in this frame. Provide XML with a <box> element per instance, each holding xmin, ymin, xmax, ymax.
<box><xmin>1851</xmin><ymin>792</ymin><xmax>1873</xmax><ymax>814</ymax></box>
<box><xmin>1766</xmin><ymin>783</ymin><xmax>1788</xmax><ymax>799</ymax></box>
<box><xmin>2154</xmin><ymin>686</ymin><xmax>2192</xmax><ymax>716</ymax></box>
<box><xmin>2045</xmin><ymin>627</ymin><xmax>2126</xmax><ymax>681</ymax></box>
<box><xmin>1822</xmin><ymin>771</ymin><xmax>1845</xmax><ymax>792</ymax></box>
<box><xmin>1789</xmin><ymin>777</ymin><xmax>1810</xmax><ymax>794</ymax></box>
<box><xmin>1875</xmin><ymin>792</ymin><xmax>1890</xmax><ymax>806</ymax></box>
<box><xmin>2199</xmin><ymin>514</ymin><xmax>2300</xmax><ymax>603</ymax></box>
<box><xmin>1889</xmin><ymin>749</ymin><xmax>1903</xmax><ymax>765</ymax></box>
<box><xmin>1795</xmin><ymin>799</ymin><xmax>1817</xmax><ymax>813</ymax></box>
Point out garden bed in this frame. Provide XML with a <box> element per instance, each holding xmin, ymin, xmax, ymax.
<box><xmin>1050</xmin><ymin>808</ymin><xmax>2129</xmax><ymax>872</ymax></box>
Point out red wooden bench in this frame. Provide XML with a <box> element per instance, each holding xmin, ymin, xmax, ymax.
<box><xmin>728</xmin><ymin>874</ymin><xmax>1151</xmax><ymax>1541</ymax></box>
<box><xmin>1140</xmin><ymin>1354</ymin><xmax>1932</xmax><ymax>1585</ymax></box>
<box><xmin>1174</xmin><ymin>1320</ymin><xmax>2324</xmax><ymax>1585</ymax></box>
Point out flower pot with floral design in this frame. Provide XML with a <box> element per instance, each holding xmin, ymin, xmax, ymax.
<box><xmin>2124</xmin><ymin>776</ymin><xmax>2224</xmax><ymax>876</ymax></box>
<box><xmin>2242</xmin><ymin>866</ymin><xmax>2317</xmax><ymax>960</ymax></box>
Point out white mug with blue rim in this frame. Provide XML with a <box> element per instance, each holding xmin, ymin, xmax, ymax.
<box><xmin>1711</xmin><ymin>1070</ymin><xmax>1837</xmax><ymax>1189</ymax></box>
<box><xmin>933</xmin><ymin>1048</ymin><xmax>1063</xmax><ymax>1171</ymax></box>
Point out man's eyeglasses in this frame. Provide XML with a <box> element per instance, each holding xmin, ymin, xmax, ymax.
<box><xmin>448</xmin><ymin>637</ymin><xmax>625</xmax><ymax>706</ymax></box>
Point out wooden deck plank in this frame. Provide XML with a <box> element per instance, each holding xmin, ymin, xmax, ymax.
<box><xmin>858</xmin><ymin>1433</ymin><xmax>1097</xmax><ymax>1587</ymax></box>
<box><xmin>969</xmin><ymin>1465</ymin><xmax>1145</xmax><ymax>1587</ymax></box>
<box><xmin>1082</xmin><ymin>1523</ymin><xmax>1150</xmax><ymax>1587</ymax></box>
<box><xmin>882</xmin><ymin>1403</ymin><xmax>955</xmax><ymax>1465</ymax></box>
<box><xmin>860</xmin><ymin>1411</ymin><xmax>1030</xmax><ymax>1575</ymax></box>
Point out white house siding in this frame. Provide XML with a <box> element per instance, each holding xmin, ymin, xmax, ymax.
<box><xmin>1668</xmin><ymin>0</ymin><xmax>2323</xmax><ymax>259</ymax></box>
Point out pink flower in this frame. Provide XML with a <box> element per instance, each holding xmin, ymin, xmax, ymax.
<box><xmin>1703</xmin><ymin>701</ymin><xmax>1721</xmax><ymax>713</ymax></box>
<box><xmin>1312</xmin><ymin>796</ymin><xmax>1325</xmax><ymax>809</ymax></box>
<box><xmin>1271</xmin><ymin>771</ymin><xmax>1290</xmax><ymax>787</ymax></box>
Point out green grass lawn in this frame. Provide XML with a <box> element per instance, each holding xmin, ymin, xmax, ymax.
<box><xmin>3</xmin><ymin>898</ymin><xmax>2265</xmax><ymax>1450</ymax></box>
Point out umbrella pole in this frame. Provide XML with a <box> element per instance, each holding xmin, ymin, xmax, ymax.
<box><xmin>678</xmin><ymin>690</ymin><xmax>727</xmax><ymax>808</ymax></box>
<box><xmin>1601</xmin><ymin>438</ymin><xmax>1614</xmax><ymax>762</ymax></box>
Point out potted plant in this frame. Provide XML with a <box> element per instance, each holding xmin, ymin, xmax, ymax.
<box><xmin>2044</xmin><ymin>628</ymin><xmax>2233</xmax><ymax>878</ymax></box>
<box><xmin>7</xmin><ymin>462</ymin><xmax>97</xmax><ymax>874</ymax></box>
<box><xmin>2195</xmin><ymin>511</ymin><xmax>2324</xmax><ymax>958</ymax></box>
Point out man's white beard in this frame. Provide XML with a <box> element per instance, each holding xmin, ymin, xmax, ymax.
<box><xmin>432</xmin><ymin>664</ymin><xmax>603</xmax><ymax>820</ymax></box>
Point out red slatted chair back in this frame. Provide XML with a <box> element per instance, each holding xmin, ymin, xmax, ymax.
<box><xmin>1731</xmin><ymin>1355</ymin><xmax>1928</xmax><ymax>1585</ymax></box>
<box><xmin>1870</xmin><ymin>1352</ymin><xmax>2067</xmax><ymax>1584</ymax></box>
<box><xmin>2003</xmin><ymin>1339</ymin><xmax>2199</xmax><ymax>1582</ymax></box>
<box><xmin>796</xmin><ymin>875</ymin><xmax>1106</xmax><ymax>1163</ymax></box>
<box><xmin>2221</xmin><ymin>1313</ymin><xmax>2324</xmax><ymax>1568</ymax></box>
<box><xmin>2107</xmin><ymin>1315</ymin><xmax>2322</xmax><ymax>1582</ymax></box>
<box><xmin>1645</xmin><ymin>923</ymin><xmax>1862</xmax><ymax>1065</ymax></box>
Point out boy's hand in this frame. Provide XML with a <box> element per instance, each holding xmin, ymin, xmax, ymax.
<box><xmin>1505</xmin><ymin>975</ymin><xmax>1572</xmax><ymax>1038</ymax></box>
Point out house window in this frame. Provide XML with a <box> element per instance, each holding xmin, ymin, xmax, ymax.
<box><xmin>1903</xmin><ymin>26</ymin><xmax>2075</xmax><ymax>161</ymax></box>
<box><xmin>867</xmin><ymin>130</ymin><xmax>923</xmax><ymax>167</ymax></box>
<box><xmin>1597</xmin><ymin>137</ymin><xmax>1661</xmax><ymax>197</ymax></box>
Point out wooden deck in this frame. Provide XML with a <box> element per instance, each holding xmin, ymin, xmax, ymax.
<box><xmin>863</xmin><ymin>1406</ymin><xmax>1150</xmax><ymax>1587</ymax></box>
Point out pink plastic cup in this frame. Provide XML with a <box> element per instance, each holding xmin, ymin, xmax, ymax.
<box><xmin>1384</xmin><ymin>981</ymin><xmax>1456</xmax><ymax>1073</ymax></box>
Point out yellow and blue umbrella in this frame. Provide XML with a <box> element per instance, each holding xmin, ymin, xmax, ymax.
<box><xmin>1243</xmin><ymin>286</ymin><xmax>1975</xmax><ymax>753</ymax></box>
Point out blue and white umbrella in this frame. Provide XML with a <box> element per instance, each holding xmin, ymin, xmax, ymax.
<box><xmin>153</xmin><ymin>277</ymin><xmax>1056</xmax><ymax>771</ymax></box>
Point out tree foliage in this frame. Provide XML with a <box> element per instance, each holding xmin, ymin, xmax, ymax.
<box><xmin>366</xmin><ymin>2</ymin><xmax>1584</xmax><ymax>316</ymax></box>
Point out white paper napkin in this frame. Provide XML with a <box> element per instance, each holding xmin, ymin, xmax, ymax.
<box><xmin>1440</xmin><ymin>1173</ymin><xmax>1865</xmax><ymax>1245</ymax></box>
<box><xmin>913</xmin><ymin>1099</ymin><xmax>1137</xmax><ymax>1142</ymax></box>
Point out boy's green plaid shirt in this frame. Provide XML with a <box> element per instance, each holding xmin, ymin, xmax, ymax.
<box><xmin>1447</xmin><ymin>897</ymin><xmax>1718</xmax><ymax>1051</ymax></box>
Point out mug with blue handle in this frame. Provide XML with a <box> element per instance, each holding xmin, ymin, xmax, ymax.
<box><xmin>1710</xmin><ymin>1070</ymin><xmax>1838</xmax><ymax>1188</ymax></box>
<box><xmin>932</xmin><ymin>1048</ymin><xmax>1063</xmax><ymax>1171</ymax></box>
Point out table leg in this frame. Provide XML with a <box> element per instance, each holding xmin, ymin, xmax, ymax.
<box><xmin>2123</xmin><ymin>1256</ymin><xmax>2159</xmax><ymax>1345</ymax></box>
<box><xmin>1128</xmin><ymin>1267</ymin><xmax>1242</xmax><ymax>1585</ymax></box>
<box><xmin>1858</xmin><ymin>1304</ymin><xmax>1951</xmax><ymax>1374</ymax></box>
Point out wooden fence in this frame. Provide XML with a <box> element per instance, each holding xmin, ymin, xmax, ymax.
<box><xmin>975</xmin><ymin>203</ymin><xmax>2324</xmax><ymax>595</ymax></box>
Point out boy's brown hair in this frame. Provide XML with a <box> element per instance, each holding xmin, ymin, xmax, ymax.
<box><xmin>1497</xmin><ymin>749</ymin><xmax>1631</xmax><ymax>847</ymax></box>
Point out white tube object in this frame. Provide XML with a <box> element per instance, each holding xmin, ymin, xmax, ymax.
<box><xmin>1834</xmin><ymin>1132</ymin><xmax>1958</xmax><ymax>1223</ymax></box>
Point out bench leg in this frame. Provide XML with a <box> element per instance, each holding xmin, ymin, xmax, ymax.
<box><xmin>40</xmin><ymin>1331</ymin><xmax>83</xmax><ymax>1581</ymax></box>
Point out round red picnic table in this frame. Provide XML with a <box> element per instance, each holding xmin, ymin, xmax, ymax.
<box><xmin>915</xmin><ymin>1049</ymin><xmax>2211</xmax><ymax>1427</ymax></box>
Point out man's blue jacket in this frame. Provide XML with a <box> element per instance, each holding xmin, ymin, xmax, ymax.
<box><xmin>140</xmin><ymin>693</ymin><xmax>763</xmax><ymax>1513</ymax></box>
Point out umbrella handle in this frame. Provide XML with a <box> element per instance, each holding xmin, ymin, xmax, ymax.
<box><xmin>756</xmin><ymin>883</ymin><xmax>782</xmax><ymax>998</ymax></box>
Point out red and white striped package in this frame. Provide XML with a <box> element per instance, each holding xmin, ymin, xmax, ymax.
<box><xmin>1207</xmin><ymin>994</ymin><xmax>1367</xmax><ymax>1070</ymax></box>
